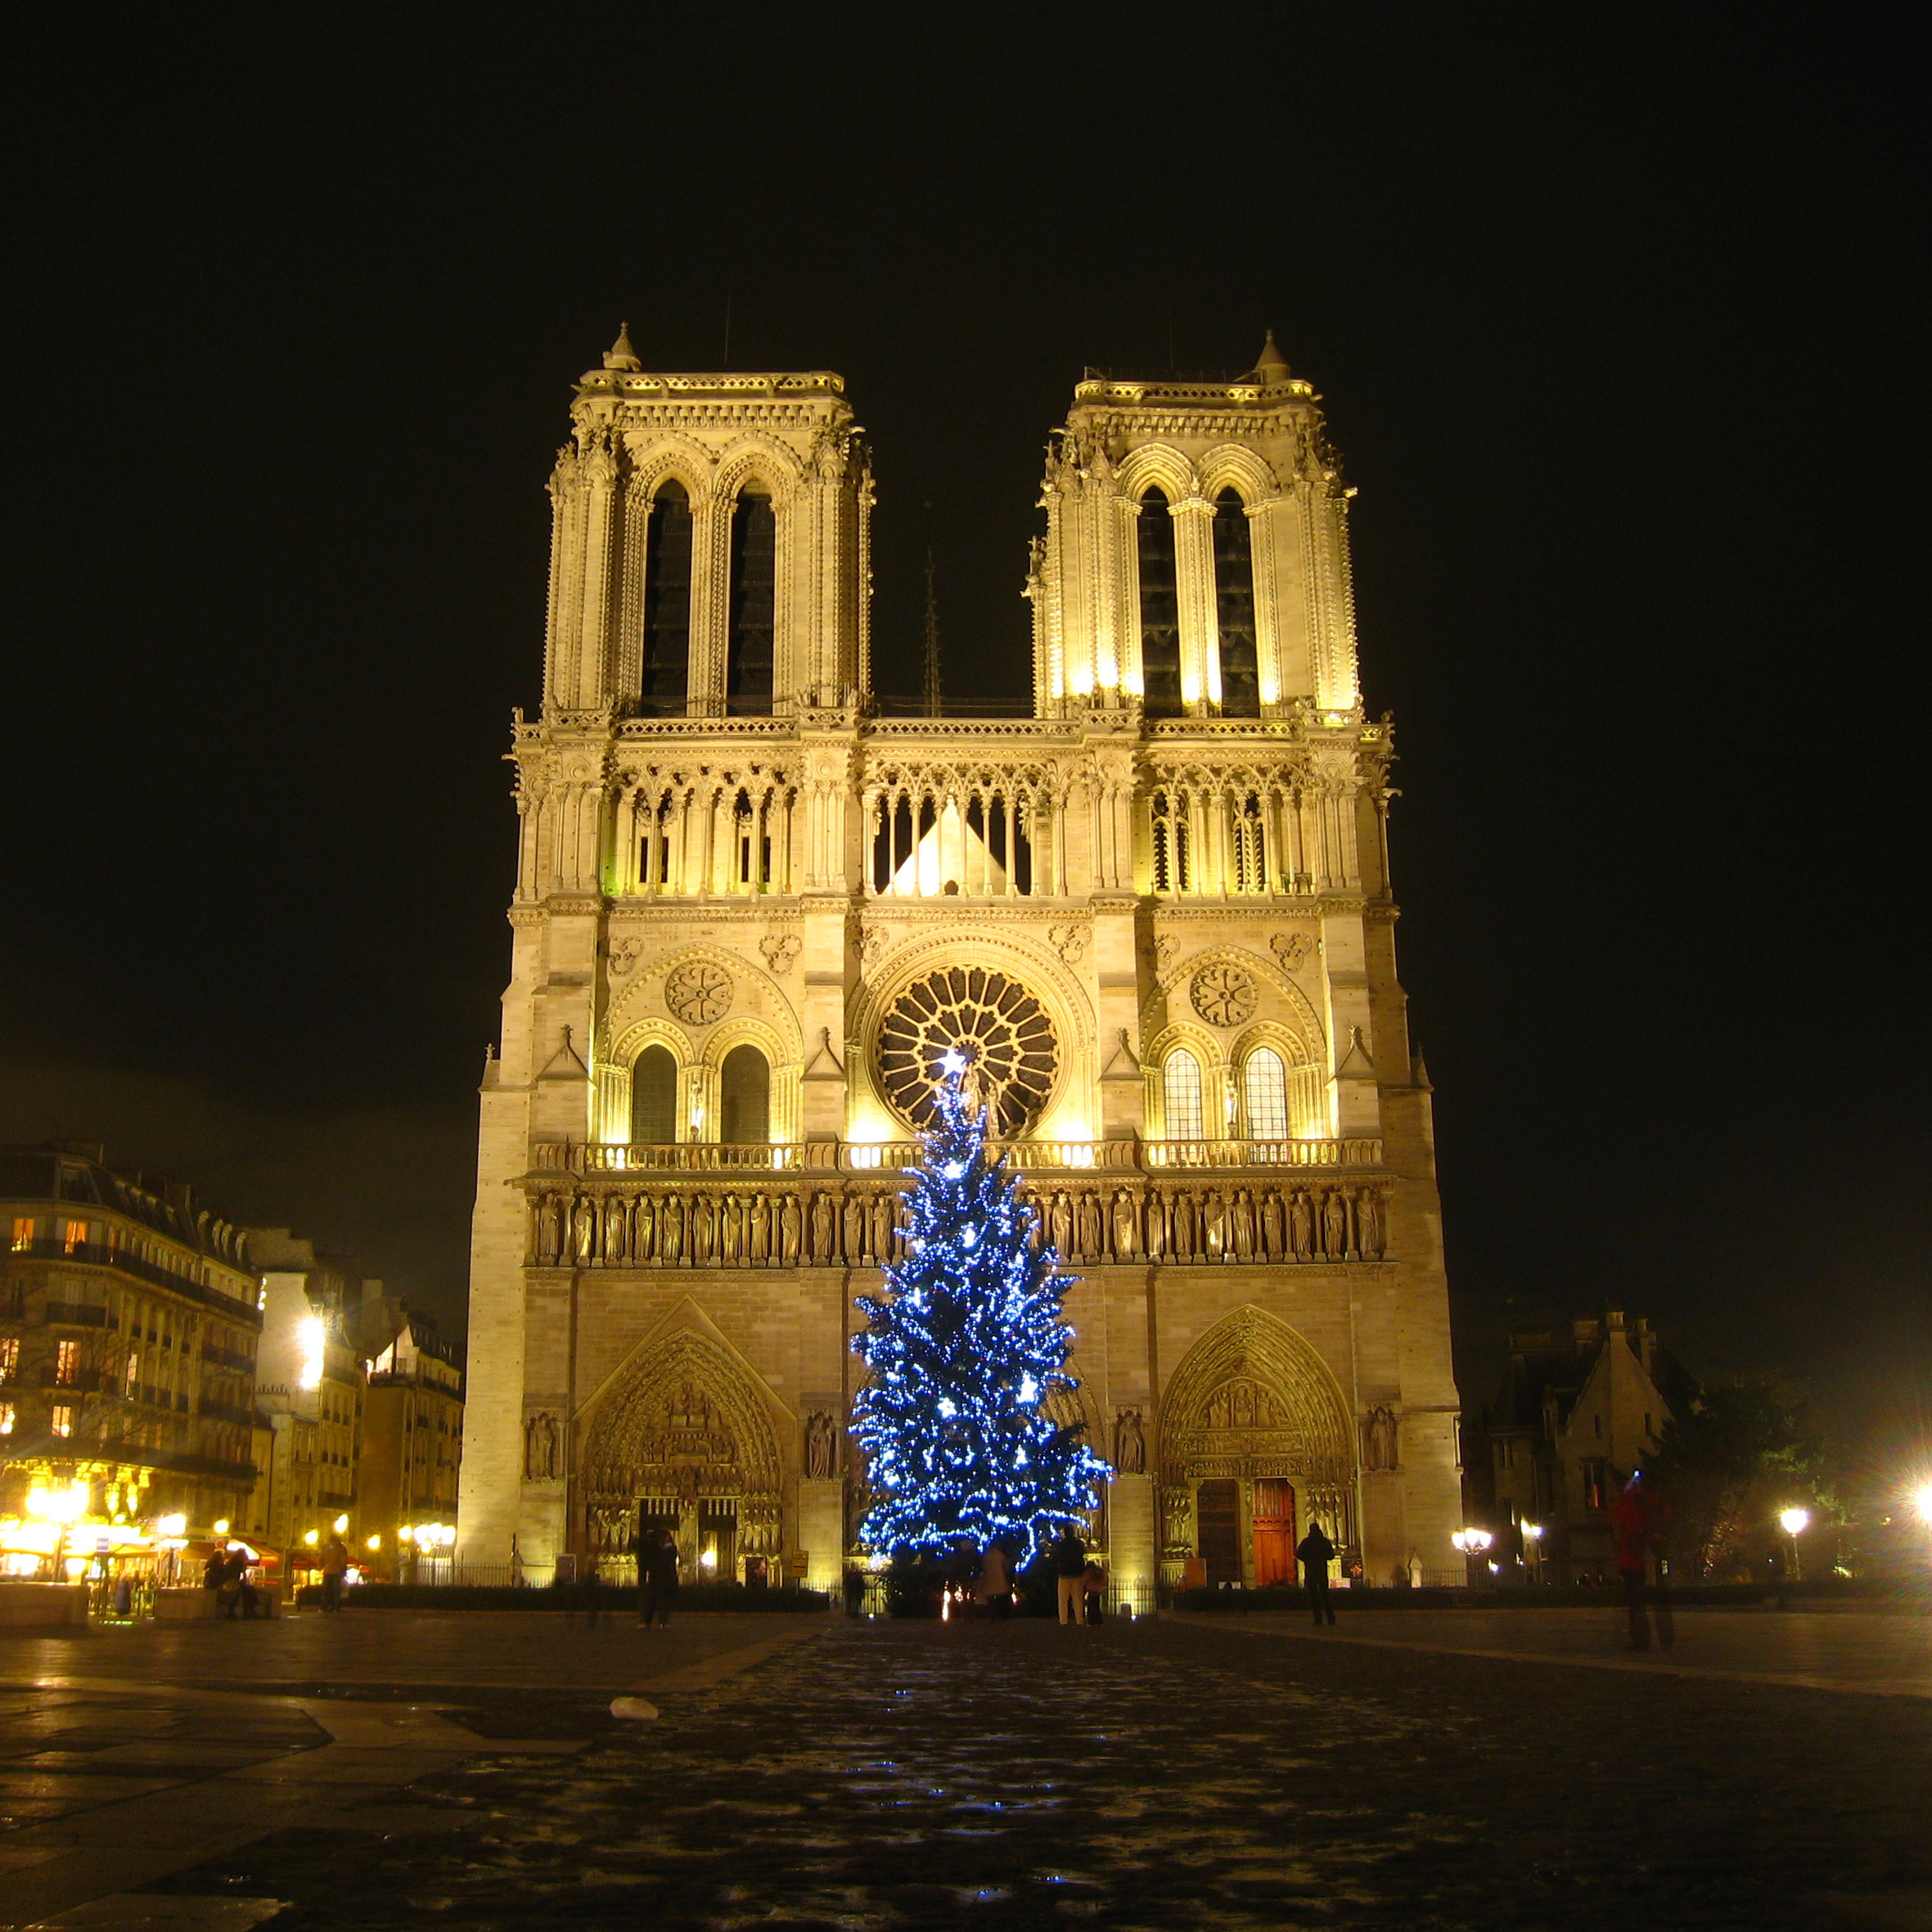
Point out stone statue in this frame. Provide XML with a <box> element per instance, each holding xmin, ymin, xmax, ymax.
<box><xmin>721</xmin><ymin>1193</ymin><xmax>743</xmax><ymax>1262</ymax></box>
<box><xmin>1321</xmin><ymin>1189</ymin><xmax>1348</xmax><ymax>1259</ymax></box>
<box><xmin>1232</xmin><ymin>1189</ymin><xmax>1257</xmax><ymax>1259</ymax></box>
<box><xmin>524</xmin><ymin>1412</ymin><xmax>559</xmax><ymax>1481</ymax></box>
<box><xmin>1290</xmin><ymin>1190</ymin><xmax>1313</xmax><ymax>1259</ymax></box>
<box><xmin>804</xmin><ymin>1410</ymin><xmax>838</xmax><ymax>1479</ymax></box>
<box><xmin>1174</xmin><ymin>1190</ymin><xmax>1197</xmax><ymax>1260</ymax></box>
<box><xmin>693</xmin><ymin>1192</ymin><xmax>717</xmax><ymax>1264</ymax></box>
<box><xmin>662</xmin><ymin>1193</ymin><xmax>686</xmax><ymax>1263</ymax></box>
<box><xmin>811</xmin><ymin>1191</ymin><xmax>835</xmax><ymax>1264</ymax></box>
<box><xmin>1362</xmin><ymin>1404</ymin><xmax>1399</xmax><ymax>1471</ymax></box>
<box><xmin>571</xmin><ymin>1196</ymin><xmax>597</xmax><ymax>1266</ymax></box>
<box><xmin>1261</xmin><ymin>1189</ymin><xmax>1285</xmax><ymax>1259</ymax></box>
<box><xmin>1111</xmin><ymin>1189</ymin><xmax>1138</xmax><ymax>1261</ymax></box>
<box><xmin>780</xmin><ymin>1193</ymin><xmax>803</xmax><ymax>1264</ymax></box>
<box><xmin>1357</xmin><ymin>1190</ymin><xmax>1384</xmax><ymax>1260</ymax></box>
<box><xmin>1076</xmin><ymin>1192</ymin><xmax>1102</xmax><ymax>1261</ymax></box>
<box><xmin>1145</xmin><ymin>1190</ymin><xmax>1168</xmax><ymax>1260</ymax></box>
<box><xmin>634</xmin><ymin>1192</ymin><xmax>655</xmax><ymax>1263</ymax></box>
<box><xmin>1050</xmin><ymin>1191</ymin><xmax>1073</xmax><ymax>1258</ymax></box>
<box><xmin>870</xmin><ymin>1191</ymin><xmax>893</xmax><ymax>1266</ymax></box>
<box><xmin>536</xmin><ymin>1193</ymin><xmax>562</xmax><ymax>1263</ymax></box>
<box><xmin>1113</xmin><ymin>1407</ymin><xmax>1146</xmax><ymax>1475</ymax></box>
<box><xmin>750</xmin><ymin>1191</ymin><xmax>771</xmax><ymax>1263</ymax></box>
<box><xmin>603</xmin><ymin>1195</ymin><xmax>627</xmax><ymax>1265</ymax></box>
<box><xmin>842</xmin><ymin>1193</ymin><xmax>866</xmax><ymax>1265</ymax></box>
<box><xmin>1203</xmin><ymin>1191</ymin><xmax>1227</xmax><ymax>1261</ymax></box>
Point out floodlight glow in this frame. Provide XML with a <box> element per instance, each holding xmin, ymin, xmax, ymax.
<box><xmin>156</xmin><ymin>1513</ymin><xmax>188</xmax><ymax>1538</ymax></box>
<box><xmin>298</xmin><ymin>1317</ymin><xmax>326</xmax><ymax>1390</ymax></box>
<box><xmin>1780</xmin><ymin>1507</ymin><xmax>1810</xmax><ymax>1538</ymax></box>
<box><xmin>1912</xmin><ymin>1484</ymin><xmax>1932</xmax><ymax>1528</ymax></box>
<box><xmin>332</xmin><ymin>1515</ymin><xmax>349</xmax><ymax>1534</ymax></box>
<box><xmin>213</xmin><ymin>1520</ymin><xmax>229</xmax><ymax>1535</ymax></box>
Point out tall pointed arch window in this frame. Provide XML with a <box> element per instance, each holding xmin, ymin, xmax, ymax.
<box><xmin>1242</xmin><ymin>1046</ymin><xmax>1289</xmax><ymax>1140</ymax></box>
<box><xmin>642</xmin><ymin>482</ymin><xmax>692</xmax><ymax>714</ymax></box>
<box><xmin>631</xmin><ymin>1044</ymin><xmax>678</xmax><ymax>1143</ymax></box>
<box><xmin>726</xmin><ymin>489</ymin><xmax>776</xmax><ymax>715</ymax></box>
<box><xmin>1212</xmin><ymin>489</ymin><xmax>1259</xmax><ymax>717</ymax></box>
<box><xmin>1163</xmin><ymin>1047</ymin><xmax>1204</xmax><ymax>1141</ymax></box>
<box><xmin>1137</xmin><ymin>488</ymin><xmax>1182</xmax><ymax>718</ymax></box>
<box><xmin>719</xmin><ymin>1043</ymin><xmax>770</xmax><ymax>1142</ymax></box>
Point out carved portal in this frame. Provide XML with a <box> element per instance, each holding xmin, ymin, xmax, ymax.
<box><xmin>1157</xmin><ymin>1306</ymin><xmax>1356</xmax><ymax>1567</ymax></box>
<box><xmin>577</xmin><ymin>1332</ymin><xmax>784</xmax><ymax>1578</ymax></box>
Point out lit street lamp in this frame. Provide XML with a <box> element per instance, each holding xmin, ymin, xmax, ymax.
<box><xmin>1912</xmin><ymin>1484</ymin><xmax>1932</xmax><ymax>1529</ymax></box>
<box><xmin>1451</xmin><ymin>1527</ymin><xmax>1493</xmax><ymax>1586</ymax></box>
<box><xmin>1779</xmin><ymin>1506</ymin><xmax>1810</xmax><ymax>1583</ymax></box>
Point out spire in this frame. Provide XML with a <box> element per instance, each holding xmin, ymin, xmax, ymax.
<box><xmin>921</xmin><ymin>546</ymin><xmax>942</xmax><ymax>718</ymax></box>
<box><xmin>1254</xmin><ymin>328</ymin><xmax>1290</xmax><ymax>385</ymax></box>
<box><xmin>602</xmin><ymin>322</ymin><xmax>642</xmax><ymax>373</ymax></box>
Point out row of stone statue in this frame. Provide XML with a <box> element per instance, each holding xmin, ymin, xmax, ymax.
<box><xmin>529</xmin><ymin>1180</ymin><xmax>1389</xmax><ymax>1269</ymax></box>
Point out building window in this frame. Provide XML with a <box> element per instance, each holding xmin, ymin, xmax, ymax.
<box><xmin>1137</xmin><ymin>489</ymin><xmax>1182</xmax><ymax>717</ymax></box>
<box><xmin>62</xmin><ymin>1220</ymin><xmax>88</xmax><ymax>1255</ymax></box>
<box><xmin>1211</xmin><ymin>489</ymin><xmax>1259</xmax><ymax>716</ymax></box>
<box><xmin>631</xmin><ymin>1044</ymin><xmax>678</xmax><ymax>1144</ymax></box>
<box><xmin>52</xmin><ymin>1403</ymin><xmax>74</xmax><ymax>1439</ymax></box>
<box><xmin>1241</xmin><ymin>1047</ymin><xmax>1289</xmax><ymax>1140</ymax></box>
<box><xmin>1581</xmin><ymin>1459</ymin><xmax>1609</xmax><ymax>1512</ymax></box>
<box><xmin>1232</xmin><ymin>793</ymin><xmax>1268</xmax><ymax>893</ymax></box>
<box><xmin>10</xmin><ymin>1218</ymin><xmax>32</xmax><ymax>1251</ymax></box>
<box><xmin>0</xmin><ymin>1401</ymin><xmax>12</xmax><ymax>1434</ymax></box>
<box><xmin>125</xmin><ymin>1351</ymin><xmax>139</xmax><ymax>1394</ymax></box>
<box><xmin>0</xmin><ymin>1336</ymin><xmax>16</xmax><ymax>1381</ymax></box>
<box><xmin>55</xmin><ymin>1340</ymin><xmax>81</xmax><ymax>1386</ymax></box>
<box><xmin>1163</xmin><ymin>1048</ymin><xmax>1204</xmax><ymax>1141</ymax></box>
<box><xmin>1151</xmin><ymin>790</ymin><xmax>1190</xmax><ymax>893</ymax></box>
<box><xmin>726</xmin><ymin>490</ymin><xmax>776</xmax><ymax>715</ymax></box>
<box><xmin>642</xmin><ymin>481</ymin><xmax>693</xmax><ymax>713</ymax></box>
<box><xmin>719</xmin><ymin>1044</ymin><xmax>771</xmax><ymax>1144</ymax></box>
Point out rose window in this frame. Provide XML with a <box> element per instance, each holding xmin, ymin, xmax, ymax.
<box><xmin>876</xmin><ymin>966</ymin><xmax>1059</xmax><ymax>1135</ymax></box>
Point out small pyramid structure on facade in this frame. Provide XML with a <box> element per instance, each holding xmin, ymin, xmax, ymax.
<box><xmin>1253</xmin><ymin>329</ymin><xmax>1290</xmax><ymax>385</ymax></box>
<box><xmin>602</xmin><ymin>322</ymin><xmax>642</xmax><ymax>372</ymax></box>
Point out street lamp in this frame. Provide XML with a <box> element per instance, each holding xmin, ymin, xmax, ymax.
<box><xmin>1522</xmin><ymin>1521</ymin><xmax>1543</xmax><ymax>1584</ymax></box>
<box><xmin>1451</xmin><ymin>1527</ymin><xmax>1493</xmax><ymax>1586</ymax></box>
<box><xmin>1779</xmin><ymin>1506</ymin><xmax>1810</xmax><ymax>1583</ymax></box>
<box><xmin>1912</xmin><ymin>1485</ymin><xmax>1932</xmax><ymax>1529</ymax></box>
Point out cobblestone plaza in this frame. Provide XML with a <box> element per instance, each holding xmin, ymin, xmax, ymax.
<box><xmin>2</xmin><ymin>1606</ymin><xmax>1925</xmax><ymax>1928</ymax></box>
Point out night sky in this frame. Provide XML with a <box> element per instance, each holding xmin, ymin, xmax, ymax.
<box><xmin>5</xmin><ymin>20</ymin><xmax>1923</xmax><ymax>1438</ymax></box>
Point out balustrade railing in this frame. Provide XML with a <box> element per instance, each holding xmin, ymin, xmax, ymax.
<box><xmin>536</xmin><ymin>1136</ymin><xmax>1381</xmax><ymax>1177</ymax></box>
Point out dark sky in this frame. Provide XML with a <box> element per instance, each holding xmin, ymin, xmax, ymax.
<box><xmin>4</xmin><ymin>19</ymin><xmax>1924</xmax><ymax>1436</ymax></box>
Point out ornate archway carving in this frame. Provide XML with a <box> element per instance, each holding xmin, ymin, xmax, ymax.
<box><xmin>577</xmin><ymin>1331</ymin><xmax>785</xmax><ymax>1563</ymax></box>
<box><xmin>1156</xmin><ymin>1305</ymin><xmax>1356</xmax><ymax>1558</ymax></box>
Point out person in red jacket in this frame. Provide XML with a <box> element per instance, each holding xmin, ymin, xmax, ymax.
<box><xmin>1614</xmin><ymin>1472</ymin><xmax>1672</xmax><ymax>1651</ymax></box>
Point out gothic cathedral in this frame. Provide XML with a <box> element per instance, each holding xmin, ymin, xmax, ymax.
<box><xmin>456</xmin><ymin>329</ymin><xmax>1461</xmax><ymax>1596</ymax></box>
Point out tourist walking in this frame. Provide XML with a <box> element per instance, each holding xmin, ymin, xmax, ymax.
<box><xmin>639</xmin><ymin>1527</ymin><xmax>678</xmax><ymax>1628</ymax></box>
<box><xmin>1296</xmin><ymin>1520</ymin><xmax>1337</xmax><ymax>1626</ymax></box>
<box><xmin>1052</xmin><ymin>1525</ymin><xmax>1088</xmax><ymax>1625</ymax></box>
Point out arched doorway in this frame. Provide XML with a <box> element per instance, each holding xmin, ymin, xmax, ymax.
<box><xmin>577</xmin><ymin>1331</ymin><xmax>784</xmax><ymax>1583</ymax></box>
<box><xmin>1157</xmin><ymin>1307</ymin><xmax>1355</xmax><ymax>1589</ymax></box>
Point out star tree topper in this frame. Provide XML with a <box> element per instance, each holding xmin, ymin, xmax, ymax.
<box><xmin>849</xmin><ymin>1050</ymin><xmax>1110</xmax><ymax>1555</ymax></box>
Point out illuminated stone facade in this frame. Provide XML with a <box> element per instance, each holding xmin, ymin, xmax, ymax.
<box><xmin>457</xmin><ymin>331</ymin><xmax>1461</xmax><ymax>1596</ymax></box>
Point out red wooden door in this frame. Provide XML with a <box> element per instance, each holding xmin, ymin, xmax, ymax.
<box><xmin>1252</xmin><ymin>1479</ymin><xmax>1296</xmax><ymax>1587</ymax></box>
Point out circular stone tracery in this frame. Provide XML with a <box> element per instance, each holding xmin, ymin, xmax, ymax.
<box><xmin>876</xmin><ymin>966</ymin><xmax>1059</xmax><ymax>1136</ymax></box>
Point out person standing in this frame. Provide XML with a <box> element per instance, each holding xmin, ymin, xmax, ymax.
<box><xmin>640</xmin><ymin>1527</ymin><xmax>678</xmax><ymax>1628</ymax></box>
<box><xmin>1052</xmin><ymin>1525</ymin><xmax>1088</xmax><ymax>1626</ymax></box>
<box><xmin>978</xmin><ymin>1537</ymin><xmax>1012</xmax><ymax>1620</ymax></box>
<box><xmin>1614</xmin><ymin>1472</ymin><xmax>1672</xmax><ymax>1651</ymax></box>
<box><xmin>320</xmin><ymin>1533</ymin><xmax>349</xmax><ymax>1613</ymax></box>
<box><xmin>1296</xmin><ymin>1520</ymin><xmax>1337</xmax><ymax>1626</ymax></box>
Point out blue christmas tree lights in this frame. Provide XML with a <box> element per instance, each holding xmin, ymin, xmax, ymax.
<box><xmin>850</xmin><ymin>1052</ymin><xmax>1110</xmax><ymax>1556</ymax></box>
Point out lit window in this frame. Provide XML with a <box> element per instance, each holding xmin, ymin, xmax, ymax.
<box><xmin>1242</xmin><ymin>1047</ymin><xmax>1289</xmax><ymax>1139</ymax></box>
<box><xmin>1163</xmin><ymin>1049</ymin><xmax>1204</xmax><ymax>1141</ymax></box>
<box><xmin>62</xmin><ymin>1220</ymin><xmax>88</xmax><ymax>1255</ymax></box>
<box><xmin>125</xmin><ymin>1352</ymin><xmax>139</xmax><ymax>1394</ymax></box>
<box><xmin>10</xmin><ymin>1218</ymin><xmax>32</xmax><ymax>1252</ymax></box>
<box><xmin>0</xmin><ymin>1401</ymin><xmax>13</xmax><ymax>1434</ymax></box>
<box><xmin>55</xmin><ymin>1340</ymin><xmax>81</xmax><ymax>1386</ymax></box>
<box><xmin>52</xmin><ymin>1403</ymin><xmax>74</xmax><ymax>1439</ymax></box>
<box><xmin>0</xmin><ymin>1336</ymin><xmax>16</xmax><ymax>1380</ymax></box>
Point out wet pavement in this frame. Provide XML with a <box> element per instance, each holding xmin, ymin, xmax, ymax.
<box><xmin>3</xmin><ymin>1610</ymin><xmax>1929</xmax><ymax>1929</ymax></box>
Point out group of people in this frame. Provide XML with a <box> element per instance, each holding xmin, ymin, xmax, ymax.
<box><xmin>200</xmin><ymin>1544</ymin><xmax>262</xmax><ymax>1619</ymax></box>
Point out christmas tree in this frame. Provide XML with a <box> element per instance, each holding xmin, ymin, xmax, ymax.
<box><xmin>850</xmin><ymin>1051</ymin><xmax>1110</xmax><ymax>1556</ymax></box>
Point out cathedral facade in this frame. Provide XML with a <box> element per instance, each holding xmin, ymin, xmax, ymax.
<box><xmin>455</xmin><ymin>329</ymin><xmax>1461</xmax><ymax>1597</ymax></box>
